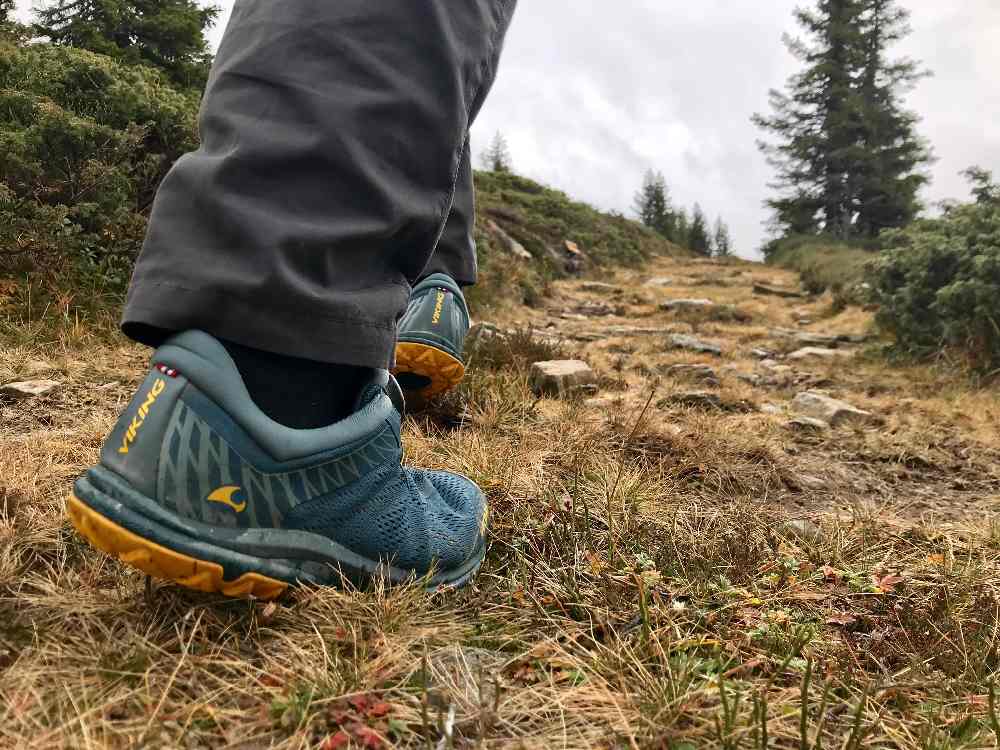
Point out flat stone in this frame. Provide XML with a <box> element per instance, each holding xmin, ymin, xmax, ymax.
<box><xmin>580</xmin><ymin>282</ymin><xmax>622</xmax><ymax>294</ymax></box>
<box><xmin>783</xmin><ymin>519</ymin><xmax>824</xmax><ymax>541</ymax></box>
<box><xmin>530</xmin><ymin>360</ymin><xmax>597</xmax><ymax>397</ymax></box>
<box><xmin>750</xmin><ymin>348</ymin><xmax>774</xmax><ymax>360</ymax></box>
<box><xmin>787</xmin><ymin>416</ymin><xmax>831</xmax><ymax>432</ymax></box>
<box><xmin>485</xmin><ymin>220</ymin><xmax>532</xmax><ymax>261</ymax></box>
<box><xmin>0</xmin><ymin>380</ymin><xmax>60</xmax><ymax>399</ymax></box>
<box><xmin>660</xmin><ymin>298</ymin><xmax>715</xmax><ymax>311</ymax></box>
<box><xmin>760</xmin><ymin>403</ymin><xmax>783</xmax><ymax>415</ymax></box>
<box><xmin>643</xmin><ymin>277</ymin><xmax>673</xmax><ymax>287</ymax></box>
<box><xmin>669</xmin><ymin>334</ymin><xmax>722</xmax><ymax>357</ymax></box>
<box><xmin>465</xmin><ymin>323</ymin><xmax>507</xmax><ymax>351</ymax></box>
<box><xmin>791</xmin><ymin>391</ymin><xmax>876</xmax><ymax>427</ymax></box>
<box><xmin>666</xmin><ymin>391</ymin><xmax>723</xmax><ymax>410</ymax></box>
<box><xmin>754</xmin><ymin>283</ymin><xmax>806</xmax><ymax>299</ymax></box>
<box><xmin>771</xmin><ymin>328</ymin><xmax>870</xmax><ymax>346</ymax></box>
<box><xmin>571</xmin><ymin>301</ymin><xmax>616</xmax><ymax>317</ymax></box>
<box><xmin>788</xmin><ymin>347</ymin><xmax>855</xmax><ymax>361</ymax></box>
<box><xmin>605</xmin><ymin>326</ymin><xmax>672</xmax><ymax>337</ymax></box>
<box><xmin>664</xmin><ymin>364</ymin><xmax>720</xmax><ymax>387</ymax></box>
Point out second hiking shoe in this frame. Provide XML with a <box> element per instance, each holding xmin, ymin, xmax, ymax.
<box><xmin>67</xmin><ymin>331</ymin><xmax>489</xmax><ymax>599</ymax></box>
<box><xmin>394</xmin><ymin>273</ymin><xmax>470</xmax><ymax>401</ymax></box>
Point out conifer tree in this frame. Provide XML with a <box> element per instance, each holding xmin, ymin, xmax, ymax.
<box><xmin>34</xmin><ymin>0</ymin><xmax>219</xmax><ymax>90</ymax></box>
<box><xmin>633</xmin><ymin>170</ymin><xmax>677</xmax><ymax>241</ymax></box>
<box><xmin>754</xmin><ymin>0</ymin><xmax>929</xmax><ymax>241</ymax></box>
<box><xmin>713</xmin><ymin>218</ymin><xmax>733</xmax><ymax>257</ymax></box>
<box><xmin>480</xmin><ymin>131</ymin><xmax>513</xmax><ymax>173</ymax></box>
<box><xmin>675</xmin><ymin>208</ymin><xmax>690</xmax><ymax>249</ymax></box>
<box><xmin>688</xmin><ymin>204</ymin><xmax>712</xmax><ymax>256</ymax></box>
<box><xmin>854</xmin><ymin>0</ymin><xmax>930</xmax><ymax>237</ymax></box>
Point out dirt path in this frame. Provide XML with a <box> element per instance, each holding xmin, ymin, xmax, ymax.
<box><xmin>489</xmin><ymin>255</ymin><xmax>1000</xmax><ymax>524</ymax></box>
<box><xmin>3</xmin><ymin>255</ymin><xmax>1000</xmax><ymax>748</ymax></box>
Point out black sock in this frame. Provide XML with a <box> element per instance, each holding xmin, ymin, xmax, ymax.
<box><xmin>220</xmin><ymin>339</ymin><xmax>374</xmax><ymax>429</ymax></box>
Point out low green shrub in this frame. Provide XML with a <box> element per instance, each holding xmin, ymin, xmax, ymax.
<box><xmin>765</xmin><ymin>234</ymin><xmax>875</xmax><ymax>301</ymax></box>
<box><xmin>0</xmin><ymin>36</ymin><xmax>199</xmax><ymax>309</ymax></box>
<box><xmin>872</xmin><ymin>171</ymin><xmax>1000</xmax><ymax>372</ymax></box>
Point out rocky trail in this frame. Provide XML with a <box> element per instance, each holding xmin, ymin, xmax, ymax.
<box><xmin>476</xmin><ymin>254</ymin><xmax>1000</xmax><ymax>525</ymax></box>
<box><xmin>4</xmin><ymin>253</ymin><xmax>1000</xmax><ymax>748</ymax></box>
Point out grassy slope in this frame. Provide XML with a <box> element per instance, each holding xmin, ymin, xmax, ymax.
<box><xmin>767</xmin><ymin>235</ymin><xmax>875</xmax><ymax>300</ymax></box>
<box><xmin>468</xmin><ymin>171</ymin><xmax>686</xmax><ymax>313</ymax></box>
<box><xmin>4</xmin><ymin>216</ymin><xmax>1000</xmax><ymax>747</ymax></box>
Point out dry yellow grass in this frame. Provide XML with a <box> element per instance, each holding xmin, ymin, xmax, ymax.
<box><xmin>2</xmin><ymin>256</ymin><xmax>1000</xmax><ymax>748</ymax></box>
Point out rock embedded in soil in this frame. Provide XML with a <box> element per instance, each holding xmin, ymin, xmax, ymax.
<box><xmin>529</xmin><ymin>360</ymin><xmax>597</xmax><ymax>397</ymax></box>
<box><xmin>787</xmin><ymin>416</ymin><xmax>831</xmax><ymax>432</ymax></box>
<box><xmin>788</xmin><ymin>347</ymin><xmax>855</xmax><ymax>361</ymax></box>
<box><xmin>783</xmin><ymin>519</ymin><xmax>824</xmax><ymax>541</ymax></box>
<box><xmin>664</xmin><ymin>391</ymin><xmax>723</xmax><ymax>410</ymax></box>
<box><xmin>669</xmin><ymin>334</ymin><xmax>723</xmax><ymax>357</ymax></box>
<box><xmin>664</xmin><ymin>364</ymin><xmax>720</xmax><ymax>387</ymax></box>
<box><xmin>580</xmin><ymin>282</ymin><xmax>622</xmax><ymax>294</ymax></box>
<box><xmin>750</xmin><ymin>348</ymin><xmax>774</xmax><ymax>360</ymax></box>
<box><xmin>0</xmin><ymin>380</ymin><xmax>60</xmax><ymax>399</ymax></box>
<box><xmin>791</xmin><ymin>391</ymin><xmax>876</xmax><ymax>427</ymax></box>
<box><xmin>659</xmin><ymin>298</ymin><xmax>715</xmax><ymax>311</ymax></box>
<box><xmin>754</xmin><ymin>283</ymin><xmax>806</xmax><ymax>299</ymax></box>
<box><xmin>643</xmin><ymin>277</ymin><xmax>673</xmax><ymax>288</ymax></box>
<box><xmin>485</xmin><ymin>219</ymin><xmax>532</xmax><ymax>261</ymax></box>
<box><xmin>770</xmin><ymin>328</ymin><xmax>869</xmax><ymax>346</ymax></box>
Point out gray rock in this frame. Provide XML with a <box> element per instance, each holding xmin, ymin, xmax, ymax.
<box><xmin>760</xmin><ymin>403</ymin><xmax>783</xmax><ymax>415</ymax></box>
<box><xmin>666</xmin><ymin>391</ymin><xmax>723</xmax><ymax>410</ymax></box>
<box><xmin>783</xmin><ymin>519</ymin><xmax>823</xmax><ymax>542</ymax></box>
<box><xmin>788</xmin><ymin>347</ymin><xmax>855</xmax><ymax>361</ymax></box>
<box><xmin>750</xmin><ymin>348</ymin><xmax>774</xmax><ymax>360</ymax></box>
<box><xmin>791</xmin><ymin>391</ymin><xmax>875</xmax><ymax>427</ymax></box>
<box><xmin>485</xmin><ymin>220</ymin><xmax>532</xmax><ymax>261</ymax></box>
<box><xmin>571</xmin><ymin>301</ymin><xmax>616</xmax><ymax>317</ymax></box>
<box><xmin>611</xmin><ymin>325</ymin><xmax>671</xmax><ymax>336</ymax></box>
<box><xmin>669</xmin><ymin>334</ymin><xmax>722</xmax><ymax>356</ymax></box>
<box><xmin>754</xmin><ymin>283</ymin><xmax>806</xmax><ymax>299</ymax></box>
<box><xmin>580</xmin><ymin>282</ymin><xmax>621</xmax><ymax>294</ymax></box>
<box><xmin>664</xmin><ymin>364</ymin><xmax>720</xmax><ymax>387</ymax></box>
<box><xmin>643</xmin><ymin>277</ymin><xmax>673</xmax><ymax>287</ymax></box>
<box><xmin>465</xmin><ymin>323</ymin><xmax>507</xmax><ymax>353</ymax></box>
<box><xmin>530</xmin><ymin>360</ymin><xmax>597</xmax><ymax>397</ymax></box>
<box><xmin>770</xmin><ymin>328</ymin><xmax>870</xmax><ymax>346</ymax></box>
<box><xmin>787</xmin><ymin>416</ymin><xmax>831</xmax><ymax>432</ymax></box>
<box><xmin>1</xmin><ymin>380</ymin><xmax>60</xmax><ymax>399</ymax></box>
<box><xmin>660</xmin><ymin>298</ymin><xmax>714</xmax><ymax>311</ymax></box>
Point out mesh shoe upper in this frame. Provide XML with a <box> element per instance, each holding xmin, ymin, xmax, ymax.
<box><xmin>98</xmin><ymin>331</ymin><xmax>487</xmax><ymax>577</ymax></box>
<box><xmin>397</xmin><ymin>273</ymin><xmax>470</xmax><ymax>361</ymax></box>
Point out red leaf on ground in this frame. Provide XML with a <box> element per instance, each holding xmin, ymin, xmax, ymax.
<box><xmin>367</xmin><ymin>701</ymin><xmax>392</xmax><ymax>718</ymax></box>
<box><xmin>352</xmin><ymin>724</ymin><xmax>385</xmax><ymax>749</ymax></box>
<box><xmin>874</xmin><ymin>573</ymin><xmax>906</xmax><ymax>593</ymax></box>
<box><xmin>349</xmin><ymin>695</ymin><xmax>370</xmax><ymax>713</ymax></box>
<box><xmin>320</xmin><ymin>731</ymin><xmax>350</xmax><ymax>750</ymax></box>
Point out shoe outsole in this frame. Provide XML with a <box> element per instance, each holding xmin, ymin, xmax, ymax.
<box><xmin>68</xmin><ymin>494</ymin><xmax>289</xmax><ymax>600</ymax></box>
<box><xmin>394</xmin><ymin>342</ymin><xmax>465</xmax><ymax>400</ymax></box>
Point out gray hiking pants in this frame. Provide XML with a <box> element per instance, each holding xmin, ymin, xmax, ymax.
<box><xmin>122</xmin><ymin>0</ymin><xmax>517</xmax><ymax>368</ymax></box>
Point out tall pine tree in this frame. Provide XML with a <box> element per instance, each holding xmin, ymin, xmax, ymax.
<box><xmin>633</xmin><ymin>170</ymin><xmax>677</xmax><ymax>241</ymax></box>
<box><xmin>480</xmin><ymin>131</ymin><xmax>513</xmax><ymax>172</ymax></box>
<box><xmin>34</xmin><ymin>0</ymin><xmax>219</xmax><ymax>90</ymax></box>
<box><xmin>754</xmin><ymin>0</ymin><xmax>929</xmax><ymax>242</ymax></box>
<box><xmin>855</xmin><ymin>0</ymin><xmax>930</xmax><ymax>237</ymax></box>
<box><xmin>688</xmin><ymin>204</ymin><xmax>712</xmax><ymax>256</ymax></box>
<box><xmin>713</xmin><ymin>218</ymin><xmax>733</xmax><ymax>257</ymax></box>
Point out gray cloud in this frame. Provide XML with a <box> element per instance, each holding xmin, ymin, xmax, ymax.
<box><xmin>17</xmin><ymin>0</ymin><xmax>1000</xmax><ymax>257</ymax></box>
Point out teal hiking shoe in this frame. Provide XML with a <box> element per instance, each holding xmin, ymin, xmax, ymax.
<box><xmin>67</xmin><ymin>331</ymin><xmax>489</xmax><ymax>599</ymax></box>
<box><xmin>394</xmin><ymin>273</ymin><xmax>470</xmax><ymax>401</ymax></box>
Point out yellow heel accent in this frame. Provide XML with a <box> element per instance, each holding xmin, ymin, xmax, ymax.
<box><xmin>393</xmin><ymin>342</ymin><xmax>466</xmax><ymax>399</ymax></box>
<box><xmin>66</xmin><ymin>495</ymin><xmax>288</xmax><ymax>600</ymax></box>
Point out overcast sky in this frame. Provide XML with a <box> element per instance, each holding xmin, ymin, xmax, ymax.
<box><xmin>17</xmin><ymin>1</ymin><xmax>1000</xmax><ymax>258</ymax></box>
